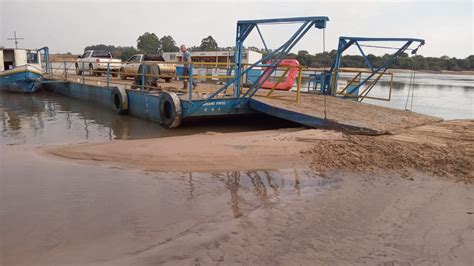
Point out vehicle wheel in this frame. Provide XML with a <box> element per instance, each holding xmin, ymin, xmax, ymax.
<box><xmin>89</xmin><ymin>64</ymin><xmax>94</xmax><ymax>76</ymax></box>
<box><xmin>111</xmin><ymin>87</ymin><xmax>128</xmax><ymax>114</ymax></box>
<box><xmin>137</xmin><ymin>63</ymin><xmax>158</xmax><ymax>90</ymax></box>
<box><xmin>75</xmin><ymin>64</ymin><xmax>82</xmax><ymax>75</ymax></box>
<box><xmin>159</xmin><ymin>91</ymin><xmax>182</xmax><ymax>128</ymax></box>
<box><xmin>164</xmin><ymin>78</ymin><xmax>172</xmax><ymax>83</ymax></box>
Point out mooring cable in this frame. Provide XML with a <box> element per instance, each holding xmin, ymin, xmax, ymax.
<box><xmin>410</xmin><ymin>59</ymin><xmax>417</xmax><ymax>111</ymax></box>
<box><xmin>404</xmin><ymin>71</ymin><xmax>413</xmax><ymax>110</ymax></box>
<box><xmin>404</xmin><ymin>55</ymin><xmax>418</xmax><ymax>111</ymax></box>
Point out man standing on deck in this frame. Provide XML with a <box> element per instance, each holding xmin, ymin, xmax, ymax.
<box><xmin>181</xmin><ymin>44</ymin><xmax>197</xmax><ymax>89</ymax></box>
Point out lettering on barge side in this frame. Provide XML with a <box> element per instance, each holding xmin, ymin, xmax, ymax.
<box><xmin>202</xmin><ymin>101</ymin><xmax>227</xmax><ymax>112</ymax></box>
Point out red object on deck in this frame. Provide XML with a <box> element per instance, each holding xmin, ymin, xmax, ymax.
<box><xmin>261</xmin><ymin>59</ymin><xmax>300</xmax><ymax>91</ymax></box>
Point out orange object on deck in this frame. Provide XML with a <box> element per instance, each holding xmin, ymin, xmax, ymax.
<box><xmin>261</xmin><ymin>59</ymin><xmax>300</xmax><ymax>91</ymax></box>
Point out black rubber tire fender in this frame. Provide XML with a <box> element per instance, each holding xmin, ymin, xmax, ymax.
<box><xmin>159</xmin><ymin>91</ymin><xmax>182</xmax><ymax>128</ymax></box>
<box><xmin>111</xmin><ymin>87</ymin><xmax>128</xmax><ymax>114</ymax></box>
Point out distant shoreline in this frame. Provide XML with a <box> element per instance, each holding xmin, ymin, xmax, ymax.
<box><xmin>390</xmin><ymin>68</ymin><xmax>474</xmax><ymax>75</ymax></box>
<box><xmin>47</xmin><ymin>54</ymin><xmax>474</xmax><ymax>75</ymax></box>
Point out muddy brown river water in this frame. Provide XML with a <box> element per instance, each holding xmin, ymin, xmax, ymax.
<box><xmin>1</xmin><ymin>73</ymin><xmax>473</xmax><ymax>265</ymax></box>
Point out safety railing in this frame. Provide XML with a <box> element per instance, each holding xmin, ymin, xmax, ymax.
<box><xmin>47</xmin><ymin>60</ymin><xmax>238</xmax><ymax>95</ymax></box>
<box><xmin>331</xmin><ymin>69</ymin><xmax>394</xmax><ymax>101</ymax></box>
<box><xmin>243</xmin><ymin>65</ymin><xmax>305</xmax><ymax>103</ymax></box>
<box><xmin>47</xmin><ymin>60</ymin><xmax>305</xmax><ymax>102</ymax></box>
<box><xmin>47</xmin><ymin>60</ymin><xmax>393</xmax><ymax>107</ymax></box>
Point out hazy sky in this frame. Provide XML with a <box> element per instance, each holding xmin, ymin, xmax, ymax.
<box><xmin>1</xmin><ymin>0</ymin><xmax>473</xmax><ymax>58</ymax></box>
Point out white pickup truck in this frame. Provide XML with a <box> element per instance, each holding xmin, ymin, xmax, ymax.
<box><xmin>75</xmin><ymin>50</ymin><xmax>122</xmax><ymax>76</ymax></box>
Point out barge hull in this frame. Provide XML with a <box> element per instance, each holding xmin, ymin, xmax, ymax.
<box><xmin>43</xmin><ymin>81</ymin><xmax>256</xmax><ymax>124</ymax></box>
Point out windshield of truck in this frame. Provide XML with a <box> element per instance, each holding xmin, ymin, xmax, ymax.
<box><xmin>144</xmin><ymin>54</ymin><xmax>164</xmax><ymax>61</ymax></box>
<box><xmin>92</xmin><ymin>51</ymin><xmax>113</xmax><ymax>58</ymax></box>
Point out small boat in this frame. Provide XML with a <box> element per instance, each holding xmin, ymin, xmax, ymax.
<box><xmin>0</xmin><ymin>47</ymin><xmax>49</xmax><ymax>93</ymax></box>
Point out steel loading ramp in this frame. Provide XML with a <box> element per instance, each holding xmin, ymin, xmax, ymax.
<box><xmin>249</xmin><ymin>92</ymin><xmax>442</xmax><ymax>135</ymax></box>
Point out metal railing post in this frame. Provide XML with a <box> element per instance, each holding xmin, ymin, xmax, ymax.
<box><xmin>81</xmin><ymin>62</ymin><xmax>85</xmax><ymax>84</ymax></box>
<box><xmin>296</xmin><ymin>67</ymin><xmax>303</xmax><ymax>103</ymax></box>
<box><xmin>63</xmin><ymin>61</ymin><xmax>67</xmax><ymax>81</ymax></box>
<box><xmin>189</xmin><ymin>64</ymin><xmax>193</xmax><ymax>102</ymax></box>
<box><xmin>141</xmin><ymin>64</ymin><xmax>146</xmax><ymax>92</ymax></box>
<box><xmin>106</xmin><ymin>63</ymin><xmax>110</xmax><ymax>88</ymax></box>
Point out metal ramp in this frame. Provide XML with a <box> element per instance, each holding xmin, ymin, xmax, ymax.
<box><xmin>249</xmin><ymin>91</ymin><xmax>442</xmax><ymax>135</ymax></box>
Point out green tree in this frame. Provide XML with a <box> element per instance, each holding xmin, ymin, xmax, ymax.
<box><xmin>296</xmin><ymin>50</ymin><xmax>310</xmax><ymax>66</ymax></box>
<box><xmin>160</xmin><ymin>35</ymin><xmax>179</xmax><ymax>52</ymax></box>
<box><xmin>84</xmin><ymin>44</ymin><xmax>115</xmax><ymax>52</ymax></box>
<box><xmin>467</xmin><ymin>55</ymin><xmax>474</xmax><ymax>70</ymax></box>
<box><xmin>119</xmin><ymin>46</ymin><xmax>139</xmax><ymax>61</ymax></box>
<box><xmin>137</xmin><ymin>32</ymin><xmax>161</xmax><ymax>54</ymax></box>
<box><xmin>199</xmin><ymin>35</ymin><xmax>218</xmax><ymax>51</ymax></box>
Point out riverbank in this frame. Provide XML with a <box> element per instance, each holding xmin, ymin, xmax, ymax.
<box><xmin>23</xmin><ymin>119</ymin><xmax>474</xmax><ymax>265</ymax></box>
<box><xmin>5</xmin><ymin>145</ymin><xmax>473</xmax><ymax>265</ymax></box>
<box><xmin>45</xmin><ymin>119</ymin><xmax>473</xmax><ymax>183</ymax></box>
<box><xmin>3</xmin><ymin>120</ymin><xmax>472</xmax><ymax>265</ymax></box>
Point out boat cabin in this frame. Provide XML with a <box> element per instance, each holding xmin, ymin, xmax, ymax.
<box><xmin>0</xmin><ymin>48</ymin><xmax>42</xmax><ymax>72</ymax></box>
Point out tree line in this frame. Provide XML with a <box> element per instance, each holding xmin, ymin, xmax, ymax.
<box><xmin>84</xmin><ymin>33</ymin><xmax>219</xmax><ymax>61</ymax></box>
<box><xmin>286</xmin><ymin>50</ymin><xmax>474</xmax><ymax>71</ymax></box>
<box><xmin>84</xmin><ymin>33</ymin><xmax>473</xmax><ymax>71</ymax></box>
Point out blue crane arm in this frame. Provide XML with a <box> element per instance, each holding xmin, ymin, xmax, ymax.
<box><xmin>186</xmin><ymin>16</ymin><xmax>331</xmax><ymax>115</ymax></box>
<box><xmin>321</xmin><ymin>36</ymin><xmax>425</xmax><ymax>96</ymax></box>
<box><xmin>238</xmin><ymin>16</ymin><xmax>329</xmax><ymax>28</ymax></box>
<box><xmin>339</xmin><ymin>36</ymin><xmax>424</xmax><ymax>45</ymax></box>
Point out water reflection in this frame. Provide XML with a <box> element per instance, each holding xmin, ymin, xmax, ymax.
<box><xmin>379</xmin><ymin>80</ymin><xmax>473</xmax><ymax>91</ymax></box>
<box><xmin>1</xmin><ymin>93</ymin><xmax>44</xmax><ymax>132</ymax></box>
<box><xmin>0</xmin><ymin>91</ymin><xmax>160</xmax><ymax>144</ymax></box>
<box><xmin>295</xmin><ymin>72</ymin><xmax>473</xmax><ymax>119</ymax></box>
<box><xmin>210</xmin><ymin>169</ymin><xmax>337</xmax><ymax>218</ymax></box>
<box><xmin>222</xmin><ymin>172</ymin><xmax>243</xmax><ymax>218</ymax></box>
<box><xmin>0</xmin><ymin>91</ymin><xmax>298</xmax><ymax>145</ymax></box>
<box><xmin>187</xmin><ymin>173</ymin><xmax>195</xmax><ymax>201</ymax></box>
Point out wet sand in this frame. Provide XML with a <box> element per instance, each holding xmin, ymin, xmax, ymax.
<box><xmin>108</xmin><ymin>172</ymin><xmax>473</xmax><ymax>266</ymax></box>
<box><xmin>44</xmin><ymin>128</ymin><xmax>340</xmax><ymax>173</ymax></box>
<box><xmin>46</xmin><ymin>120</ymin><xmax>473</xmax><ymax>182</ymax></box>
<box><xmin>2</xmin><ymin>146</ymin><xmax>472</xmax><ymax>265</ymax></box>
<box><xmin>2</xmin><ymin>120</ymin><xmax>473</xmax><ymax>265</ymax></box>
